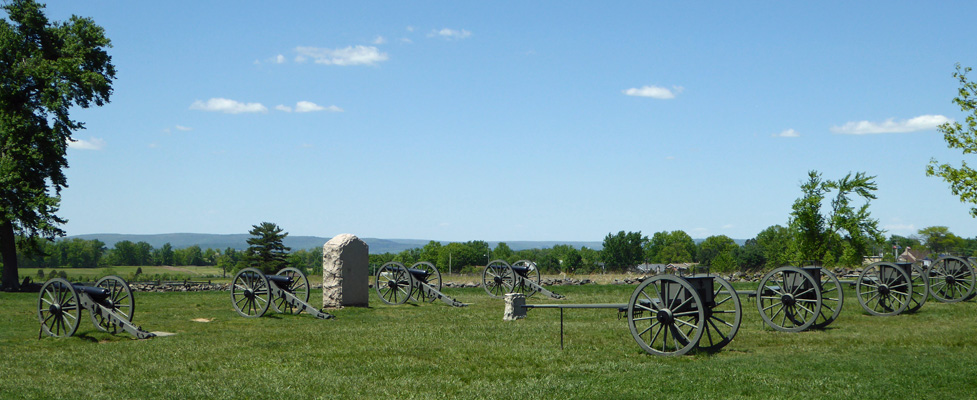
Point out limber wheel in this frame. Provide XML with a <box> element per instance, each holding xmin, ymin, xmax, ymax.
<box><xmin>272</xmin><ymin>267</ymin><xmax>310</xmax><ymax>314</ymax></box>
<box><xmin>410</xmin><ymin>262</ymin><xmax>441</xmax><ymax>302</ymax></box>
<box><xmin>811</xmin><ymin>268</ymin><xmax>844</xmax><ymax>329</ymax></box>
<box><xmin>376</xmin><ymin>262</ymin><xmax>413</xmax><ymax>305</ymax></box>
<box><xmin>92</xmin><ymin>275</ymin><xmax>135</xmax><ymax>333</ymax></box>
<box><xmin>628</xmin><ymin>275</ymin><xmax>705</xmax><ymax>356</ymax></box>
<box><xmin>906</xmin><ymin>262</ymin><xmax>929</xmax><ymax>313</ymax></box>
<box><xmin>482</xmin><ymin>259</ymin><xmax>515</xmax><ymax>298</ymax></box>
<box><xmin>857</xmin><ymin>262</ymin><xmax>911</xmax><ymax>316</ymax></box>
<box><xmin>231</xmin><ymin>268</ymin><xmax>271</xmax><ymax>318</ymax></box>
<box><xmin>696</xmin><ymin>276</ymin><xmax>741</xmax><ymax>352</ymax></box>
<box><xmin>38</xmin><ymin>278</ymin><xmax>81</xmax><ymax>338</ymax></box>
<box><xmin>511</xmin><ymin>260</ymin><xmax>541</xmax><ymax>298</ymax></box>
<box><xmin>927</xmin><ymin>256</ymin><xmax>976</xmax><ymax>303</ymax></box>
<box><xmin>756</xmin><ymin>266</ymin><xmax>823</xmax><ymax>332</ymax></box>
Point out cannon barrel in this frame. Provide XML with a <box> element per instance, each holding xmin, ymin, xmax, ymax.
<box><xmin>406</xmin><ymin>268</ymin><xmax>431</xmax><ymax>280</ymax></box>
<box><xmin>266</xmin><ymin>274</ymin><xmax>293</xmax><ymax>287</ymax></box>
<box><xmin>72</xmin><ymin>284</ymin><xmax>111</xmax><ymax>302</ymax></box>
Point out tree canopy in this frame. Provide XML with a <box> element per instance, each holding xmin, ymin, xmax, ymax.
<box><xmin>243</xmin><ymin>222</ymin><xmax>291</xmax><ymax>274</ymax></box>
<box><xmin>0</xmin><ymin>0</ymin><xmax>115</xmax><ymax>289</ymax></box>
<box><xmin>928</xmin><ymin>63</ymin><xmax>977</xmax><ymax>217</ymax></box>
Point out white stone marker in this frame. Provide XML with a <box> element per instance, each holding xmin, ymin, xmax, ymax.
<box><xmin>503</xmin><ymin>293</ymin><xmax>527</xmax><ymax>321</ymax></box>
<box><xmin>322</xmin><ymin>234</ymin><xmax>369</xmax><ymax>308</ymax></box>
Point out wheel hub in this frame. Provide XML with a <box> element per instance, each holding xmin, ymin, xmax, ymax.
<box><xmin>655</xmin><ymin>309</ymin><xmax>674</xmax><ymax>325</ymax></box>
<box><xmin>878</xmin><ymin>285</ymin><xmax>890</xmax><ymax>296</ymax></box>
<box><xmin>780</xmin><ymin>294</ymin><xmax>795</xmax><ymax>306</ymax></box>
<box><xmin>244</xmin><ymin>289</ymin><xmax>255</xmax><ymax>299</ymax></box>
<box><xmin>48</xmin><ymin>304</ymin><xmax>62</xmax><ymax>316</ymax></box>
<box><xmin>494</xmin><ymin>276</ymin><xmax>503</xmax><ymax>284</ymax></box>
<box><xmin>946</xmin><ymin>275</ymin><xmax>957</xmax><ymax>285</ymax></box>
<box><xmin>387</xmin><ymin>280</ymin><xmax>398</xmax><ymax>288</ymax></box>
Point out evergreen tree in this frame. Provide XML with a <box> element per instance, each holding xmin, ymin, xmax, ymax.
<box><xmin>243</xmin><ymin>222</ymin><xmax>291</xmax><ymax>274</ymax></box>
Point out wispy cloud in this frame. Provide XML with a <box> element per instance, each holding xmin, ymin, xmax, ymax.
<box><xmin>275</xmin><ymin>101</ymin><xmax>343</xmax><ymax>113</ymax></box>
<box><xmin>831</xmin><ymin>114</ymin><xmax>950</xmax><ymax>135</ymax></box>
<box><xmin>430</xmin><ymin>28</ymin><xmax>471</xmax><ymax>40</ymax></box>
<box><xmin>623</xmin><ymin>85</ymin><xmax>683</xmax><ymax>99</ymax></box>
<box><xmin>372</xmin><ymin>35</ymin><xmax>386</xmax><ymax>45</ymax></box>
<box><xmin>190</xmin><ymin>98</ymin><xmax>267</xmax><ymax>114</ymax></box>
<box><xmin>773</xmin><ymin>129</ymin><xmax>800</xmax><ymax>138</ymax></box>
<box><xmin>294</xmin><ymin>45</ymin><xmax>388</xmax><ymax>66</ymax></box>
<box><xmin>175</xmin><ymin>125</ymin><xmax>192</xmax><ymax>131</ymax></box>
<box><xmin>68</xmin><ymin>137</ymin><xmax>106</xmax><ymax>150</ymax></box>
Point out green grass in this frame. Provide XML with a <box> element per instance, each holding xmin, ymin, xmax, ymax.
<box><xmin>2</xmin><ymin>283</ymin><xmax>976</xmax><ymax>399</ymax></box>
<box><xmin>19</xmin><ymin>266</ymin><xmax>225</xmax><ymax>282</ymax></box>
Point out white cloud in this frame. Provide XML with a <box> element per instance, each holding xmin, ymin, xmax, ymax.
<box><xmin>276</xmin><ymin>102</ymin><xmax>344</xmax><ymax>113</ymax></box>
<box><xmin>722</xmin><ymin>224</ymin><xmax>734</xmax><ymax>229</ymax></box>
<box><xmin>622</xmin><ymin>85</ymin><xmax>682</xmax><ymax>99</ymax></box>
<box><xmin>294</xmin><ymin>45</ymin><xmax>388</xmax><ymax>66</ymax></box>
<box><xmin>175</xmin><ymin>125</ymin><xmax>192</xmax><ymax>131</ymax></box>
<box><xmin>372</xmin><ymin>35</ymin><xmax>386</xmax><ymax>45</ymax></box>
<box><xmin>399</xmin><ymin>37</ymin><xmax>414</xmax><ymax>44</ymax></box>
<box><xmin>430</xmin><ymin>28</ymin><xmax>472</xmax><ymax>40</ymax></box>
<box><xmin>275</xmin><ymin>105</ymin><xmax>292</xmax><ymax>112</ymax></box>
<box><xmin>190</xmin><ymin>98</ymin><xmax>267</xmax><ymax>114</ymax></box>
<box><xmin>831</xmin><ymin>114</ymin><xmax>951</xmax><ymax>135</ymax></box>
<box><xmin>275</xmin><ymin>54</ymin><xmax>285</xmax><ymax>64</ymax></box>
<box><xmin>773</xmin><ymin>129</ymin><xmax>800</xmax><ymax>138</ymax></box>
<box><xmin>68</xmin><ymin>137</ymin><xmax>106</xmax><ymax>150</ymax></box>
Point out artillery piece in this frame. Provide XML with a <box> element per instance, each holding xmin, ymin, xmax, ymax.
<box><xmin>375</xmin><ymin>261</ymin><xmax>467</xmax><ymax>307</ymax></box>
<box><xmin>231</xmin><ymin>267</ymin><xmax>333</xmax><ymax>319</ymax></box>
<box><xmin>37</xmin><ymin>275</ymin><xmax>155</xmax><ymax>339</ymax></box>
<box><xmin>512</xmin><ymin>274</ymin><xmax>742</xmax><ymax>356</ymax></box>
<box><xmin>483</xmin><ymin>259</ymin><xmax>564</xmax><ymax>299</ymax></box>
<box><xmin>854</xmin><ymin>256</ymin><xmax>974</xmax><ymax>316</ymax></box>
<box><xmin>753</xmin><ymin>266</ymin><xmax>844</xmax><ymax>331</ymax></box>
<box><xmin>926</xmin><ymin>255</ymin><xmax>975</xmax><ymax>303</ymax></box>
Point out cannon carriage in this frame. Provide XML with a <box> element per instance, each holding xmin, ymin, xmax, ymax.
<box><xmin>231</xmin><ymin>267</ymin><xmax>333</xmax><ymax>319</ymax></box>
<box><xmin>854</xmin><ymin>256</ymin><xmax>975</xmax><ymax>316</ymax></box>
<box><xmin>37</xmin><ymin>275</ymin><xmax>154</xmax><ymax>339</ymax></box>
<box><xmin>515</xmin><ymin>273</ymin><xmax>742</xmax><ymax>356</ymax></box>
<box><xmin>752</xmin><ymin>266</ymin><xmax>844</xmax><ymax>332</ymax></box>
<box><xmin>482</xmin><ymin>259</ymin><xmax>564</xmax><ymax>299</ymax></box>
<box><xmin>375</xmin><ymin>261</ymin><xmax>467</xmax><ymax>307</ymax></box>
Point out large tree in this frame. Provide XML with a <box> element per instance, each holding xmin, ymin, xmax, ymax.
<box><xmin>601</xmin><ymin>230</ymin><xmax>646</xmax><ymax>271</ymax></box>
<box><xmin>927</xmin><ymin>63</ymin><xmax>977</xmax><ymax>217</ymax></box>
<box><xmin>0</xmin><ymin>0</ymin><xmax>115</xmax><ymax>289</ymax></box>
<box><xmin>644</xmin><ymin>230</ymin><xmax>696</xmax><ymax>264</ymax></box>
<box><xmin>243</xmin><ymin>222</ymin><xmax>291</xmax><ymax>274</ymax></box>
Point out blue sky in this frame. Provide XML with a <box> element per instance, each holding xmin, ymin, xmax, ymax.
<box><xmin>38</xmin><ymin>1</ymin><xmax>977</xmax><ymax>242</ymax></box>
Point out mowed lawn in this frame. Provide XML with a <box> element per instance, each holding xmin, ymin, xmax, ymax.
<box><xmin>1</xmin><ymin>282</ymin><xmax>976</xmax><ymax>399</ymax></box>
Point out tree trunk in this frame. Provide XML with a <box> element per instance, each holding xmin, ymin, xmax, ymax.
<box><xmin>0</xmin><ymin>219</ymin><xmax>19</xmax><ymax>291</ymax></box>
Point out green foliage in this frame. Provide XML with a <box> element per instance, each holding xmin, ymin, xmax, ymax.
<box><xmin>644</xmin><ymin>230</ymin><xmax>696</xmax><ymax>264</ymax></box>
<box><xmin>735</xmin><ymin>239</ymin><xmax>765</xmax><ymax>271</ymax></box>
<box><xmin>916</xmin><ymin>226</ymin><xmax>965</xmax><ymax>255</ymax></box>
<box><xmin>0</xmin><ymin>0</ymin><xmax>116</xmax><ymax>289</ymax></box>
<box><xmin>492</xmin><ymin>242</ymin><xmax>513</xmax><ymax>261</ymax></box>
<box><xmin>755</xmin><ymin>225</ymin><xmax>793</xmax><ymax>269</ymax></box>
<box><xmin>242</xmin><ymin>222</ymin><xmax>290</xmax><ymax>274</ymax></box>
<box><xmin>696</xmin><ymin>235</ymin><xmax>738</xmax><ymax>266</ymax></box>
<box><xmin>601</xmin><ymin>231</ymin><xmax>645</xmax><ymax>271</ymax></box>
<box><xmin>928</xmin><ymin>64</ymin><xmax>977</xmax><ymax>217</ymax></box>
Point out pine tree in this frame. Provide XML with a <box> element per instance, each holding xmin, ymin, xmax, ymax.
<box><xmin>243</xmin><ymin>222</ymin><xmax>291</xmax><ymax>274</ymax></box>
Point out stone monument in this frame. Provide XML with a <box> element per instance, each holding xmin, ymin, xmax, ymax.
<box><xmin>503</xmin><ymin>293</ymin><xmax>527</xmax><ymax>321</ymax></box>
<box><xmin>322</xmin><ymin>234</ymin><xmax>369</xmax><ymax>308</ymax></box>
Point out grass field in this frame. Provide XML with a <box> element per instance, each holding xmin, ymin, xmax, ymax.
<box><xmin>18</xmin><ymin>266</ymin><xmax>226</xmax><ymax>282</ymax></box>
<box><xmin>2</xmin><ymin>282</ymin><xmax>976</xmax><ymax>399</ymax></box>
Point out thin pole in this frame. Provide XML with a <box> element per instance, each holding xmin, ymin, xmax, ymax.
<box><xmin>560</xmin><ymin>308</ymin><xmax>564</xmax><ymax>350</ymax></box>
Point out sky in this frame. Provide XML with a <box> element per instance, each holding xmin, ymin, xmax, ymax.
<box><xmin>30</xmin><ymin>1</ymin><xmax>977</xmax><ymax>242</ymax></box>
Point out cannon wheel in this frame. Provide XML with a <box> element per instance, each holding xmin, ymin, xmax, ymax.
<box><xmin>38</xmin><ymin>278</ymin><xmax>82</xmax><ymax>338</ymax></box>
<box><xmin>696</xmin><ymin>276</ymin><xmax>741</xmax><ymax>352</ymax></box>
<box><xmin>410</xmin><ymin>262</ymin><xmax>441</xmax><ymax>302</ymax></box>
<box><xmin>92</xmin><ymin>275</ymin><xmax>135</xmax><ymax>333</ymax></box>
<box><xmin>627</xmin><ymin>275</ymin><xmax>705</xmax><ymax>356</ymax></box>
<box><xmin>511</xmin><ymin>260</ymin><xmax>541</xmax><ymax>298</ymax></box>
<box><xmin>927</xmin><ymin>256</ymin><xmax>976</xmax><ymax>303</ymax></box>
<box><xmin>906</xmin><ymin>262</ymin><xmax>929</xmax><ymax>313</ymax></box>
<box><xmin>811</xmin><ymin>268</ymin><xmax>843</xmax><ymax>329</ymax></box>
<box><xmin>756</xmin><ymin>266</ymin><xmax>823</xmax><ymax>332</ymax></box>
<box><xmin>482</xmin><ymin>259</ymin><xmax>516</xmax><ymax>298</ymax></box>
<box><xmin>856</xmin><ymin>262</ymin><xmax>911</xmax><ymax>316</ymax></box>
<box><xmin>376</xmin><ymin>262</ymin><xmax>413</xmax><ymax>305</ymax></box>
<box><xmin>272</xmin><ymin>267</ymin><xmax>310</xmax><ymax>314</ymax></box>
<box><xmin>231</xmin><ymin>268</ymin><xmax>271</xmax><ymax>317</ymax></box>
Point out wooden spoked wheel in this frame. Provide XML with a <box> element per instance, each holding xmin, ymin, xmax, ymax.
<box><xmin>409</xmin><ymin>262</ymin><xmax>441</xmax><ymax>302</ymax></box>
<box><xmin>38</xmin><ymin>278</ymin><xmax>81</xmax><ymax>338</ymax></box>
<box><xmin>627</xmin><ymin>275</ymin><xmax>705</xmax><ymax>356</ymax></box>
<box><xmin>482</xmin><ymin>259</ymin><xmax>515</xmax><ymax>298</ymax></box>
<box><xmin>927</xmin><ymin>256</ymin><xmax>976</xmax><ymax>303</ymax></box>
<box><xmin>756</xmin><ymin>266</ymin><xmax>823</xmax><ymax>332</ymax></box>
<box><xmin>906</xmin><ymin>262</ymin><xmax>929</xmax><ymax>313</ymax></box>
<box><xmin>511</xmin><ymin>260</ymin><xmax>541</xmax><ymax>298</ymax></box>
<box><xmin>376</xmin><ymin>262</ymin><xmax>413</xmax><ymax>305</ymax></box>
<box><xmin>272</xmin><ymin>267</ymin><xmax>309</xmax><ymax>314</ymax></box>
<box><xmin>811</xmin><ymin>268</ymin><xmax>844</xmax><ymax>329</ymax></box>
<box><xmin>231</xmin><ymin>268</ymin><xmax>271</xmax><ymax>317</ymax></box>
<box><xmin>856</xmin><ymin>262</ymin><xmax>911</xmax><ymax>316</ymax></box>
<box><xmin>92</xmin><ymin>275</ymin><xmax>134</xmax><ymax>333</ymax></box>
<box><xmin>696</xmin><ymin>276</ymin><xmax>742</xmax><ymax>352</ymax></box>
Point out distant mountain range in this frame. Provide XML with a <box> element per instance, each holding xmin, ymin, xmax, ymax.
<box><xmin>65</xmin><ymin>233</ymin><xmax>607</xmax><ymax>254</ymax></box>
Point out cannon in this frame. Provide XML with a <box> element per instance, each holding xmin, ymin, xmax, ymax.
<box><xmin>513</xmin><ymin>274</ymin><xmax>742</xmax><ymax>356</ymax></box>
<box><xmin>926</xmin><ymin>255</ymin><xmax>975</xmax><ymax>303</ymax></box>
<box><xmin>854</xmin><ymin>261</ymin><xmax>929</xmax><ymax>316</ymax></box>
<box><xmin>482</xmin><ymin>259</ymin><xmax>564</xmax><ymax>299</ymax></box>
<box><xmin>375</xmin><ymin>261</ymin><xmax>467</xmax><ymax>307</ymax></box>
<box><xmin>231</xmin><ymin>267</ymin><xmax>333</xmax><ymax>319</ymax></box>
<box><xmin>753</xmin><ymin>266</ymin><xmax>843</xmax><ymax>331</ymax></box>
<box><xmin>37</xmin><ymin>275</ymin><xmax>155</xmax><ymax>339</ymax></box>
